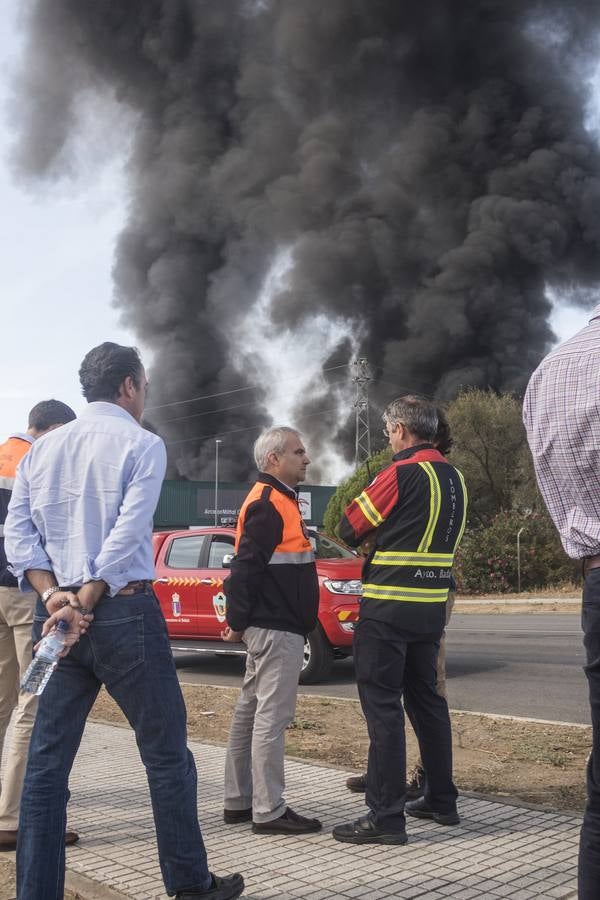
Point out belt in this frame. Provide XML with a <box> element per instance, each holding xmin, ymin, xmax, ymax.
<box><xmin>583</xmin><ymin>556</ymin><xmax>600</xmax><ymax>577</ymax></box>
<box><xmin>60</xmin><ymin>580</ymin><xmax>153</xmax><ymax>597</ymax></box>
<box><xmin>115</xmin><ymin>580</ymin><xmax>153</xmax><ymax>596</ymax></box>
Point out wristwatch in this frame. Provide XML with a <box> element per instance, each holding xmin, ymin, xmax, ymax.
<box><xmin>40</xmin><ymin>585</ymin><xmax>62</xmax><ymax>606</ymax></box>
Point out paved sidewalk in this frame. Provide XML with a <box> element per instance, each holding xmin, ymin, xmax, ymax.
<box><xmin>43</xmin><ymin>721</ymin><xmax>580</xmax><ymax>899</ymax></box>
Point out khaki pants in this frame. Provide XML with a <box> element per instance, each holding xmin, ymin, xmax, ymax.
<box><xmin>224</xmin><ymin>627</ymin><xmax>304</xmax><ymax>823</ymax></box>
<box><xmin>0</xmin><ymin>586</ymin><xmax>37</xmax><ymax>830</ymax></box>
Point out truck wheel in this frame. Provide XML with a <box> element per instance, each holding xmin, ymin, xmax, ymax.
<box><xmin>300</xmin><ymin>624</ymin><xmax>334</xmax><ymax>684</ymax></box>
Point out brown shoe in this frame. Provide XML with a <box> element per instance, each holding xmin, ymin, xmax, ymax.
<box><xmin>0</xmin><ymin>829</ymin><xmax>80</xmax><ymax>852</ymax></box>
<box><xmin>0</xmin><ymin>829</ymin><xmax>18</xmax><ymax>852</ymax></box>
<box><xmin>345</xmin><ymin>773</ymin><xmax>367</xmax><ymax>793</ymax></box>
<box><xmin>252</xmin><ymin>806</ymin><xmax>321</xmax><ymax>835</ymax></box>
<box><xmin>406</xmin><ymin>764</ymin><xmax>426</xmax><ymax>800</ymax></box>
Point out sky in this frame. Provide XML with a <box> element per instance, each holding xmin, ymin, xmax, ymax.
<box><xmin>0</xmin><ymin>3</ymin><xmax>595</xmax><ymax>440</ymax></box>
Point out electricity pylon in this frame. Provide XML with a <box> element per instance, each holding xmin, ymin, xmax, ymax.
<box><xmin>352</xmin><ymin>358</ymin><xmax>372</xmax><ymax>467</ymax></box>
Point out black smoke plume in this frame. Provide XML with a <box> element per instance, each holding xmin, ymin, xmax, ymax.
<box><xmin>11</xmin><ymin>1</ymin><xmax>600</xmax><ymax>479</ymax></box>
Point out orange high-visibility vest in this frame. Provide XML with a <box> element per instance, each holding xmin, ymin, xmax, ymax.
<box><xmin>235</xmin><ymin>481</ymin><xmax>314</xmax><ymax>566</ymax></box>
<box><xmin>0</xmin><ymin>435</ymin><xmax>33</xmax><ymax>584</ymax></box>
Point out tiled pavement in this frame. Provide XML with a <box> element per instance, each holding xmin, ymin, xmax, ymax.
<box><xmin>51</xmin><ymin>721</ymin><xmax>581</xmax><ymax>899</ymax></box>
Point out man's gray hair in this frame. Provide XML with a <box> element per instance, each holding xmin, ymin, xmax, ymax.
<box><xmin>384</xmin><ymin>396</ymin><xmax>438</xmax><ymax>442</ymax></box>
<box><xmin>254</xmin><ymin>427</ymin><xmax>301</xmax><ymax>471</ymax></box>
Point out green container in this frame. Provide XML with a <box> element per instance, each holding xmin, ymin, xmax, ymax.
<box><xmin>154</xmin><ymin>480</ymin><xmax>336</xmax><ymax>529</ymax></box>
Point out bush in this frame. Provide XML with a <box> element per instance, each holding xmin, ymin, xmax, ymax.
<box><xmin>455</xmin><ymin>509</ymin><xmax>578</xmax><ymax>594</ymax></box>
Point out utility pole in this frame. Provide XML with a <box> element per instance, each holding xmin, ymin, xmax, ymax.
<box><xmin>352</xmin><ymin>357</ymin><xmax>372</xmax><ymax>467</ymax></box>
<box><xmin>214</xmin><ymin>439</ymin><xmax>222</xmax><ymax>525</ymax></box>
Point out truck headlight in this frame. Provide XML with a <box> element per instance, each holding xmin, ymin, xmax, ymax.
<box><xmin>323</xmin><ymin>579</ymin><xmax>362</xmax><ymax>595</ymax></box>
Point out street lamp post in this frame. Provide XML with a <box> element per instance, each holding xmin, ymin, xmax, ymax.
<box><xmin>214</xmin><ymin>439</ymin><xmax>222</xmax><ymax>526</ymax></box>
<box><xmin>516</xmin><ymin>526</ymin><xmax>525</xmax><ymax>594</ymax></box>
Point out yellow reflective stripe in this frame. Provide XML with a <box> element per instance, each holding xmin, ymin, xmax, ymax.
<box><xmin>355</xmin><ymin>491</ymin><xmax>383</xmax><ymax>527</ymax></box>
<box><xmin>455</xmin><ymin>468</ymin><xmax>468</xmax><ymax>548</ymax></box>
<box><xmin>363</xmin><ymin>584</ymin><xmax>449</xmax><ymax>596</ymax></box>
<box><xmin>371</xmin><ymin>551</ymin><xmax>454</xmax><ymax>566</ymax></box>
<box><xmin>362</xmin><ymin>583</ymin><xmax>449</xmax><ymax>603</ymax></box>
<box><xmin>417</xmin><ymin>462</ymin><xmax>441</xmax><ymax>552</ymax></box>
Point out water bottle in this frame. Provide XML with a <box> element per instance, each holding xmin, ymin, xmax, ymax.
<box><xmin>21</xmin><ymin>619</ymin><xmax>70</xmax><ymax>695</ymax></box>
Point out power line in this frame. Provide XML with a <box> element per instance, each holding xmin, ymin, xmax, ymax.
<box><xmin>155</xmin><ymin>380</ymin><xmax>349</xmax><ymax>425</ymax></box>
<box><xmin>146</xmin><ymin>364</ymin><xmax>350</xmax><ymax>412</ymax></box>
<box><xmin>164</xmin><ymin>406</ymin><xmax>341</xmax><ymax>447</ymax></box>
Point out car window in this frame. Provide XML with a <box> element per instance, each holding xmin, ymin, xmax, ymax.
<box><xmin>311</xmin><ymin>532</ymin><xmax>355</xmax><ymax>559</ymax></box>
<box><xmin>207</xmin><ymin>536</ymin><xmax>235</xmax><ymax>569</ymax></box>
<box><xmin>166</xmin><ymin>535</ymin><xmax>205</xmax><ymax>569</ymax></box>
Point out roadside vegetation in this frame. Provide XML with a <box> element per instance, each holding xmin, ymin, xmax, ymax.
<box><xmin>324</xmin><ymin>388</ymin><xmax>578</xmax><ymax>594</ymax></box>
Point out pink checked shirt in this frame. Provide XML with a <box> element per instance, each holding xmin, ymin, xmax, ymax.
<box><xmin>523</xmin><ymin>303</ymin><xmax>600</xmax><ymax>560</ymax></box>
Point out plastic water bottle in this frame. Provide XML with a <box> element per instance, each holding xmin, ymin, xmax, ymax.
<box><xmin>21</xmin><ymin>619</ymin><xmax>70</xmax><ymax>695</ymax></box>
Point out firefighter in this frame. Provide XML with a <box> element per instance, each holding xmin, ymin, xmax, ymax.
<box><xmin>332</xmin><ymin>396</ymin><xmax>467</xmax><ymax>845</ymax></box>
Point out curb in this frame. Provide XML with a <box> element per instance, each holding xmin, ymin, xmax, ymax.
<box><xmin>455</xmin><ymin>597</ymin><xmax>580</xmax><ymax>605</ymax></box>
<box><xmin>66</xmin><ymin>869</ymin><xmax>129</xmax><ymax>899</ymax></box>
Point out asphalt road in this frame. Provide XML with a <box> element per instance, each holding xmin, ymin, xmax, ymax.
<box><xmin>173</xmin><ymin>612</ymin><xmax>590</xmax><ymax>725</ymax></box>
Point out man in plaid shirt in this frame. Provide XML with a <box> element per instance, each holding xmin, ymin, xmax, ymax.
<box><xmin>524</xmin><ymin>304</ymin><xmax>600</xmax><ymax>900</ymax></box>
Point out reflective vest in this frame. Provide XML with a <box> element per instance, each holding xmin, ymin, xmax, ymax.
<box><xmin>226</xmin><ymin>474</ymin><xmax>319</xmax><ymax>636</ymax></box>
<box><xmin>236</xmin><ymin>481</ymin><xmax>314</xmax><ymax>566</ymax></box>
<box><xmin>0</xmin><ymin>434</ymin><xmax>33</xmax><ymax>586</ymax></box>
<box><xmin>340</xmin><ymin>444</ymin><xmax>467</xmax><ymax>631</ymax></box>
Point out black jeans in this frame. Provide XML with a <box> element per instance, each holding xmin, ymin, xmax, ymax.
<box><xmin>353</xmin><ymin>616</ymin><xmax>457</xmax><ymax>832</ymax></box>
<box><xmin>579</xmin><ymin>569</ymin><xmax>600</xmax><ymax>898</ymax></box>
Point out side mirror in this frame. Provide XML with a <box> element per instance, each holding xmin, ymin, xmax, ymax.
<box><xmin>222</xmin><ymin>553</ymin><xmax>235</xmax><ymax>568</ymax></box>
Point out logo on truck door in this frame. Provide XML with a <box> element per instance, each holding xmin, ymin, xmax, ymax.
<box><xmin>212</xmin><ymin>591</ymin><xmax>227</xmax><ymax>622</ymax></box>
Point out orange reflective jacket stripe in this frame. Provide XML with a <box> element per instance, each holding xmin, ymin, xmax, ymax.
<box><xmin>235</xmin><ymin>481</ymin><xmax>314</xmax><ymax>562</ymax></box>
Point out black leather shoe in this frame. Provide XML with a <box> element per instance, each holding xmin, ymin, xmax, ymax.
<box><xmin>223</xmin><ymin>807</ymin><xmax>252</xmax><ymax>824</ymax></box>
<box><xmin>176</xmin><ymin>871</ymin><xmax>244</xmax><ymax>899</ymax></box>
<box><xmin>345</xmin><ymin>773</ymin><xmax>367</xmax><ymax>793</ymax></box>
<box><xmin>405</xmin><ymin>796</ymin><xmax>460</xmax><ymax>825</ymax></box>
<box><xmin>252</xmin><ymin>806</ymin><xmax>321</xmax><ymax>835</ymax></box>
<box><xmin>332</xmin><ymin>814</ymin><xmax>408</xmax><ymax>845</ymax></box>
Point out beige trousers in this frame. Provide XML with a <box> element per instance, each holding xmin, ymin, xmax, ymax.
<box><xmin>0</xmin><ymin>586</ymin><xmax>37</xmax><ymax>830</ymax></box>
<box><xmin>224</xmin><ymin>627</ymin><xmax>304</xmax><ymax>823</ymax></box>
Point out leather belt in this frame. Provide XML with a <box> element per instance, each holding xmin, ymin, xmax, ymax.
<box><xmin>115</xmin><ymin>580</ymin><xmax>152</xmax><ymax>596</ymax></box>
<box><xmin>583</xmin><ymin>555</ymin><xmax>600</xmax><ymax>577</ymax></box>
<box><xmin>59</xmin><ymin>580</ymin><xmax>153</xmax><ymax>597</ymax></box>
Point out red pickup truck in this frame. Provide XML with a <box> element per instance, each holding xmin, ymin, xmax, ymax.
<box><xmin>152</xmin><ymin>526</ymin><xmax>362</xmax><ymax>683</ymax></box>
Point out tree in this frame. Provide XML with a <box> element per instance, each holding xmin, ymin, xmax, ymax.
<box><xmin>446</xmin><ymin>389</ymin><xmax>539</xmax><ymax>525</ymax></box>
<box><xmin>323</xmin><ymin>446</ymin><xmax>392</xmax><ymax>538</ymax></box>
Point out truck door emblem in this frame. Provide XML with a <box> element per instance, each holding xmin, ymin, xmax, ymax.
<box><xmin>212</xmin><ymin>591</ymin><xmax>227</xmax><ymax>622</ymax></box>
<box><xmin>172</xmin><ymin>593</ymin><xmax>181</xmax><ymax>617</ymax></box>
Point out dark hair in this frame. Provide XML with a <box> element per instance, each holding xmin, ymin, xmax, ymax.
<box><xmin>28</xmin><ymin>400</ymin><xmax>76</xmax><ymax>432</ymax></box>
<box><xmin>434</xmin><ymin>407</ymin><xmax>453</xmax><ymax>455</ymax></box>
<box><xmin>79</xmin><ymin>342</ymin><xmax>143</xmax><ymax>402</ymax></box>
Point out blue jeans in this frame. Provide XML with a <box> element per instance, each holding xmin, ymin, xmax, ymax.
<box><xmin>579</xmin><ymin>569</ymin><xmax>600</xmax><ymax>899</ymax></box>
<box><xmin>16</xmin><ymin>590</ymin><xmax>210</xmax><ymax>899</ymax></box>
